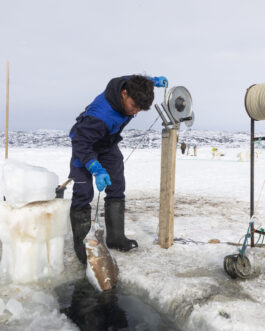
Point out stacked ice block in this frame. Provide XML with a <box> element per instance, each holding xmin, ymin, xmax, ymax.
<box><xmin>0</xmin><ymin>159</ymin><xmax>70</xmax><ymax>283</ymax></box>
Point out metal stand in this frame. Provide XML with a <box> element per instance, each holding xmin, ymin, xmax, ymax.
<box><xmin>224</xmin><ymin>119</ymin><xmax>265</xmax><ymax>279</ymax></box>
<box><xmin>250</xmin><ymin>119</ymin><xmax>255</xmax><ymax>246</ymax></box>
<box><xmin>224</xmin><ymin>84</ymin><xmax>265</xmax><ymax>279</ymax></box>
<box><xmin>250</xmin><ymin>118</ymin><xmax>265</xmax><ymax>246</ymax></box>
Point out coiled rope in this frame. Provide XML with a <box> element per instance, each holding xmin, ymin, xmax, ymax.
<box><xmin>245</xmin><ymin>83</ymin><xmax>265</xmax><ymax>120</ymax></box>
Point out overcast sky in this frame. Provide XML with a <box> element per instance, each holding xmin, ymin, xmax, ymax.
<box><xmin>0</xmin><ymin>0</ymin><xmax>265</xmax><ymax>132</ymax></box>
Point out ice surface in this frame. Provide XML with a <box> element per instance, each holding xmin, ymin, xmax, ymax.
<box><xmin>2</xmin><ymin>159</ymin><xmax>58</xmax><ymax>208</ymax></box>
<box><xmin>0</xmin><ymin>199</ymin><xmax>70</xmax><ymax>283</ymax></box>
<box><xmin>0</xmin><ymin>143</ymin><xmax>265</xmax><ymax>330</ymax></box>
<box><xmin>32</xmin><ymin>291</ymin><xmax>58</xmax><ymax>307</ymax></box>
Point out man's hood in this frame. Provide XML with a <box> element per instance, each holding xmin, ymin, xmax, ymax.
<box><xmin>105</xmin><ymin>76</ymin><xmax>130</xmax><ymax>115</ymax></box>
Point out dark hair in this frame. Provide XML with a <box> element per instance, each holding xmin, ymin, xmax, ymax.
<box><xmin>124</xmin><ymin>75</ymin><xmax>154</xmax><ymax>110</ymax></box>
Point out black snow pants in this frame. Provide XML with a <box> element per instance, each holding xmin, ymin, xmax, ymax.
<box><xmin>69</xmin><ymin>144</ymin><xmax>125</xmax><ymax>208</ymax></box>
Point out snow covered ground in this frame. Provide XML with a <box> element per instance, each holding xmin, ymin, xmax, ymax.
<box><xmin>1</xmin><ymin>144</ymin><xmax>265</xmax><ymax>330</ymax></box>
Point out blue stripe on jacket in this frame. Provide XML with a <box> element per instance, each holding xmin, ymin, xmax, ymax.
<box><xmin>83</xmin><ymin>92</ymin><xmax>132</xmax><ymax>135</ymax></box>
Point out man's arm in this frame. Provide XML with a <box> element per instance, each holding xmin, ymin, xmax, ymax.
<box><xmin>71</xmin><ymin>115</ymin><xmax>112</xmax><ymax>191</ymax></box>
<box><xmin>71</xmin><ymin>115</ymin><xmax>108</xmax><ymax>166</ymax></box>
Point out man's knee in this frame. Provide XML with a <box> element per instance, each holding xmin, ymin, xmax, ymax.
<box><xmin>72</xmin><ymin>180</ymin><xmax>94</xmax><ymax>208</ymax></box>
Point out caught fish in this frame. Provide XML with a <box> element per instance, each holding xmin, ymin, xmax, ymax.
<box><xmin>85</xmin><ymin>221</ymin><xmax>119</xmax><ymax>291</ymax></box>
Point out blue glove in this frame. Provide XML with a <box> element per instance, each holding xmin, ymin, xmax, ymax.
<box><xmin>87</xmin><ymin>160</ymin><xmax>112</xmax><ymax>192</ymax></box>
<box><xmin>153</xmin><ymin>76</ymin><xmax>168</xmax><ymax>88</ymax></box>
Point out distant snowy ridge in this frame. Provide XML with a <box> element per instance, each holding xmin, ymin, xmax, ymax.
<box><xmin>0</xmin><ymin>129</ymin><xmax>257</xmax><ymax>149</ymax></box>
<box><xmin>0</xmin><ymin>130</ymin><xmax>70</xmax><ymax>148</ymax></box>
<box><xmin>120</xmin><ymin>129</ymin><xmax>252</xmax><ymax>149</ymax></box>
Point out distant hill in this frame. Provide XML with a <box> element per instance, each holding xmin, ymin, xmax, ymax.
<box><xmin>120</xmin><ymin>129</ymin><xmax>252</xmax><ymax>149</ymax></box>
<box><xmin>0</xmin><ymin>129</ymin><xmax>257</xmax><ymax>149</ymax></box>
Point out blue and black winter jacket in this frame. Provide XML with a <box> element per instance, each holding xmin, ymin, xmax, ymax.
<box><xmin>69</xmin><ymin>75</ymin><xmax>134</xmax><ymax>170</ymax></box>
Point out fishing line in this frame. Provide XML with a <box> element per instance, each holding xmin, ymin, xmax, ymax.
<box><xmin>123</xmin><ymin>115</ymin><xmax>160</xmax><ymax>164</ymax></box>
<box><xmin>94</xmin><ymin>192</ymin><xmax>101</xmax><ymax>223</ymax></box>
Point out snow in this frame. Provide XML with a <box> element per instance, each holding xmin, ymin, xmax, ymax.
<box><xmin>0</xmin><ymin>133</ymin><xmax>265</xmax><ymax>330</ymax></box>
<box><xmin>0</xmin><ymin>299</ymin><xmax>5</xmax><ymax>315</ymax></box>
<box><xmin>5</xmin><ymin>298</ymin><xmax>24</xmax><ymax>319</ymax></box>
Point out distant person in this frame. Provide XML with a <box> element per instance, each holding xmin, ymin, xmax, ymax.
<box><xmin>212</xmin><ymin>147</ymin><xmax>218</xmax><ymax>159</ymax></box>
<box><xmin>193</xmin><ymin>145</ymin><xmax>197</xmax><ymax>156</ymax></box>
<box><xmin>186</xmin><ymin>144</ymin><xmax>190</xmax><ymax>155</ymax></box>
<box><xmin>68</xmin><ymin>74</ymin><xmax>168</xmax><ymax>263</ymax></box>
<box><xmin>237</xmin><ymin>151</ymin><xmax>244</xmax><ymax>162</ymax></box>
<box><xmin>245</xmin><ymin>150</ymin><xmax>259</xmax><ymax>162</ymax></box>
<box><xmin>212</xmin><ymin>147</ymin><xmax>225</xmax><ymax>159</ymax></box>
<box><xmin>180</xmin><ymin>142</ymin><xmax>186</xmax><ymax>154</ymax></box>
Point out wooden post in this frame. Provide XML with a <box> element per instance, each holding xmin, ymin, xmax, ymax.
<box><xmin>5</xmin><ymin>61</ymin><xmax>10</xmax><ymax>159</ymax></box>
<box><xmin>158</xmin><ymin>127</ymin><xmax>177</xmax><ymax>248</ymax></box>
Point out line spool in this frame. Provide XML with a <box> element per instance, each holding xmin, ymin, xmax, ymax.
<box><xmin>224</xmin><ymin>254</ymin><xmax>251</xmax><ymax>279</ymax></box>
<box><xmin>245</xmin><ymin>83</ymin><xmax>265</xmax><ymax>120</ymax></box>
<box><xmin>165</xmin><ymin>86</ymin><xmax>192</xmax><ymax>122</ymax></box>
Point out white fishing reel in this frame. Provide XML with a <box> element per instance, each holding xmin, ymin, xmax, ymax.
<box><xmin>155</xmin><ymin>86</ymin><xmax>194</xmax><ymax>128</ymax></box>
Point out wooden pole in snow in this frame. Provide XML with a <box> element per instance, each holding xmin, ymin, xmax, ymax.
<box><xmin>158</xmin><ymin>127</ymin><xmax>177</xmax><ymax>248</ymax></box>
<box><xmin>5</xmin><ymin>61</ymin><xmax>10</xmax><ymax>159</ymax></box>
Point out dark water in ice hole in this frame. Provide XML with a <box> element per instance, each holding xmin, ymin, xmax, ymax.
<box><xmin>55</xmin><ymin>278</ymin><xmax>179</xmax><ymax>331</ymax></box>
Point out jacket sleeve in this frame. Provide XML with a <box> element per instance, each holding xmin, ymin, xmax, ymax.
<box><xmin>71</xmin><ymin>115</ymin><xmax>109</xmax><ymax>166</ymax></box>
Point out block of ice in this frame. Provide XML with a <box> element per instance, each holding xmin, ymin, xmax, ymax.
<box><xmin>0</xmin><ymin>199</ymin><xmax>71</xmax><ymax>283</ymax></box>
<box><xmin>2</xmin><ymin>159</ymin><xmax>58</xmax><ymax>208</ymax></box>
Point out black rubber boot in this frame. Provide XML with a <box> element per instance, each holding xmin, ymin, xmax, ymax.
<box><xmin>70</xmin><ymin>205</ymin><xmax>91</xmax><ymax>264</ymax></box>
<box><xmin>104</xmin><ymin>199</ymin><xmax>138</xmax><ymax>252</ymax></box>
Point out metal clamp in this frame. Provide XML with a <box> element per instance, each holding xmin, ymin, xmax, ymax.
<box><xmin>154</xmin><ymin>104</ymin><xmax>170</xmax><ymax>127</ymax></box>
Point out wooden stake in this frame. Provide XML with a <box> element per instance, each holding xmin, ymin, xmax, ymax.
<box><xmin>158</xmin><ymin>127</ymin><xmax>177</xmax><ymax>248</ymax></box>
<box><xmin>5</xmin><ymin>61</ymin><xmax>10</xmax><ymax>159</ymax></box>
<box><xmin>57</xmin><ymin>178</ymin><xmax>72</xmax><ymax>190</ymax></box>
